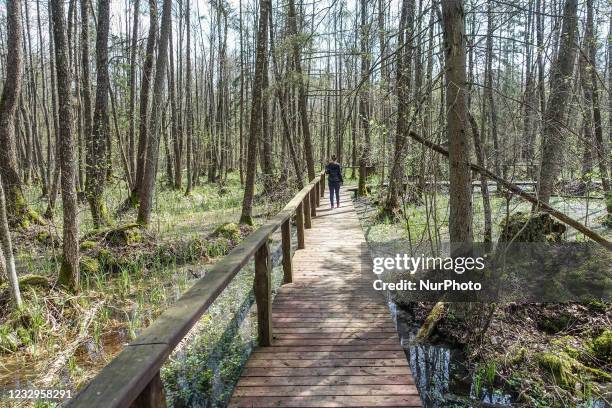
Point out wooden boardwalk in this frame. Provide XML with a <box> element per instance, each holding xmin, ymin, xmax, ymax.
<box><xmin>229</xmin><ymin>189</ymin><xmax>422</xmax><ymax>407</ymax></box>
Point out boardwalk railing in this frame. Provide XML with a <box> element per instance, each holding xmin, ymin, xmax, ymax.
<box><xmin>68</xmin><ymin>171</ymin><xmax>327</xmax><ymax>408</ymax></box>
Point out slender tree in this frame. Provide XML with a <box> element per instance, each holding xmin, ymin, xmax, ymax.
<box><xmin>132</xmin><ymin>0</ymin><xmax>158</xmax><ymax>205</ymax></box>
<box><xmin>86</xmin><ymin>0</ymin><xmax>111</xmax><ymax>228</ymax></box>
<box><xmin>137</xmin><ymin>0</ymin><xmax>172</xmax><ymax>226</ymax></box>
<box><xmin>240</xmin><ymin>0</ymin><xmax>270</xmax><ymax>225</ymax></box>
<box><xmin>440</xmin><ymin>0</ymin><xmax>472</xmax><ymax>243</ymax></box>
<box><xmin>537</xmin><ymin>0</ymin><xmax>578</xmax><ymax>204</ymax></box>
<box><xmin>50</xmin><ymin>0</ymin><xmax>80</xmax><ymax>291</ymax></box>
<box><xmin>0</xmin><ymin>0</ymin><xmax>30</xmax><ymax>224</ymax></box>
<box><xmin>0</xmin><ymin>176</ymin><xmax>21</xmax><ymax>307</ymax></box>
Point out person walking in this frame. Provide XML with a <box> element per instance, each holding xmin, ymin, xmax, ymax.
<box><xmin>325</xmin><ymin>155</ymin><xmax>343</xmax><ymax>208</ymax></box>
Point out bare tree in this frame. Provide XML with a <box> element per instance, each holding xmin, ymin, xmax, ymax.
<box><xmin>240</xmin><ymin>0</ymin><xmax>270</xmax><ymax>225</ymax></box>
<box><xmin>0</xmin><ymin>0</ymin><xmax>29</xmax><ymax>224</ymax></box>
<box><xmin>86</xmin><ymin>0</ymin><xmax>111</xmax><ymax>228</ymax></box>
<box><xmin>441</xmin><ymin>0</ymin><xmax>472</xmax><ymax>243</ymax></box>
<box><xmin>51</xmin><ymin>0</ymin><xmax>80</xmax><ymax>291</ymax></box>
<box><xmin>537</xmin><ymin>0</ymin><xmax>578</xmax><ymax>204</ymax></box>
<box><xmin>137</xmin><ymin>0</ymin><xmax>172</xmax><ymax>226</ymax></box>
<box><xmin>0</xmin><ymin>176</ymin><xmax>21</xmax><ymax>307</ymax></box>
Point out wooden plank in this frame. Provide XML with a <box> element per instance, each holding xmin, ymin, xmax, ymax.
<box><xmin>241</xmin><ymin>367</ymin><xmax>413</xmax><ymax>377</ymax></box>
<box><xmin>245</xmin><ymin>359</ymin><xmax>409</xmax><ymax>368</ymax></box>
<box><xmin>232</xmin><ymin>384</ymin><xmax>419</xmax><ymax>397</ymax></box>
<box><xmin>249</xmin><ymin>351</ymin><xmax>406</xmax><ymax>359</ymax></box>
<box><xmin>252</xmin><ymin>345</ymin><xmax>404</xmax><ymax>353</ymax></box>
<box><xmin>129</xmin><ymin>371</ymin><xmax>166</xmax><ymax>408</ymax></box>
<box><xmin>255</xmin><ymin>242</ymin><xmax>273</xmax><ymax>346</ymax></box>
<box><xmin>296</xmin><ymin>202</ymin><xmax>305</xmax><ymax>249</ymax></box>
<box><xmin>303</xmin><ymin>195</ymin><xmax>312</xmax><ymax>229</ymax></box>
<box><xmin>228</xmin><ymin>395</ymin><xmax>423</xmax><ymax>407</ymax></box>
<box><xmin>237</xmin><ymin>375</ymin><xmax>413</xmax><ymax>387</ymax></box>
<box><xmin>282</xmin><ymin>219</ymin><xmax>293</xmax><ymax>283</ymax></box>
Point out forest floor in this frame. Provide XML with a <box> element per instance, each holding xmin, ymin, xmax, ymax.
<box><xmin>354</xmin><ymin>181</ymin><xmax>611</xmax><ymax>408</ymax></box>
<box><xmin>0</xmin><ymin>173</ymin><xmax>297</xmax><ymax>407</ymax></box>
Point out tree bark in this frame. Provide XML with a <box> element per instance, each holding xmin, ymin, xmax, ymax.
<box><xmin>441</xmin><ymin>0</ymin><xmax>472</xmax><ymax>243</ymax></box>
<box><xmin>537</xmin><ymin>0</ymin><xmax>578</xmax><ymax>204</ymax></box>
<box><xmin>384</xmin><ymin>0</ymin><xmax>414</xmax><ymax>213</ymax></box>
<box><xmin>357</xmin><ymin>0</ymin><xmax>371</xmax><ymax>196</ymax></box>
<box><xmin>0</xmin><ymin>176</ymin><xmax>21</xmax><ymax>307</ymax></box>
<box><xmin>240</xmin><ymin>0</ymin><xmax>270</xmax><ymax>225</ymax></box>
<box><xmin>0</xmin><ymin>0</ymin><xmax>29</xmax><ymax>224</ymax></box>
<box><xmin>51</xmin><ymin>0</ymin><xmax>80</xmax><ymax>291</ymax></box>
<box><xmin>288</xmin><ymin>0</ymin><xmax>315</xmax><ymax>181</ymax></box>
<box><xmin>86</xmin><ymin>0</ymin><xmax>111</xmax><ymax>228</ymax></box>
<box><xmin>137</xmin><ymin>0</ymin><xmax>172</xmax><ymax>226</ymax></box>
<box><xmin>132</xmin><ymin>0</ymin><xmax>158</xmax><ymax>203</ymax></box>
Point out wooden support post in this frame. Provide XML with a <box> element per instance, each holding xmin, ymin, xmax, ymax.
<box><xmin>310</xmin><ymin>189</ymin><xmax>317</xmax><ymax>217</ymax></box>
<box><xmin>130</xmin><ymin>371</ymin><xmax>166</xmax><ymax>408</ymax></box>
<box><xmin>303</xmin><ymin>195</ymin><xmax>312</xmax><ymax>229</ymax></box>
<box><xmin>320</xmin><ymin>173</ymin><xmax>325</xmax><ymax>197</ymax></box>
<box><xmin>281</xmin><ymin>219</ymin><xmax>292</xmax><ymax>283</ymax></box>
<box><xmin>296</xmin><ymin>203</ymin><xmax>305</xmax><ymax>249</ymax></box>
<box><xmin>315</xmin><ymin>182</ymin><xmax>320</xmax><ymax>207</ymax></box>
<box><xmin>254</xmin><ymin>241</ymin><xmax>273</xmax><ymax>346</ymax></box>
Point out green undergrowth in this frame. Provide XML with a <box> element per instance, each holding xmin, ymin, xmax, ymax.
<box><xmin>2</xmin><ymin>173</ymin><xmax>298</xmax><ymax>402</ymax></box>
<box><xmin>161</xmin><ymin>239</ymin><xmax>286</xmax><ymax>407</ymax></box>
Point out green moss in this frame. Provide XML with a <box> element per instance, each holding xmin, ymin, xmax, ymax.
<box><xmin>590</xmin><ymin>329</ymin><xmax>612</xmax><ymax>363</ymax></box>
<box><xmin>213</xmin><ymin>223</ymin><xmax>241</xmax><ymax>242</ymax></box>
<box><xmin>80</xmin><ymin>240</ymin><xmax>98</xmax><ymax>251</ymax></box>
<box><xmin>537</xmin><ymin>352</ymin><xmax>576</xmax><ymax>388</ymax></box>
<box><xmin>508</xmin><ymin>346</ymin><xmax>528</xmax><ymax>365</ymax></box>
<box><xmin>499</xmin><ymin>212</ymin><xmax>566</xmax><ymax>242</ymax></box>
<box><xmin>416</xmin><ymin>302</ymin><xmax>445</xmax><ymax>342</ymax></box>
<box><xmin>18</xmin><ymin>275</ymin><xmax>49</xmax><ymax>288</ymax></box>
<box><xmin>80</xmin><ymin>256</ymin><xmax>101</xmax><ymax>275</ymax></box>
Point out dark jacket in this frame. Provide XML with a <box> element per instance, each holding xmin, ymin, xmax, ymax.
<box><xmin>325</xmin><ymin>162</ymin><xmax>343</xmax><ymax>184</ymax></box>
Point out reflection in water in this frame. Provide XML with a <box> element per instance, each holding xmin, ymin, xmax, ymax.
<box><xmin>388</xmin><ymin>300</ymin><xmax>514</xmax><ymax>408</ymax></box>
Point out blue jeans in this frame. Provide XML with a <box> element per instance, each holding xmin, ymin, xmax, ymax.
<box><xmin>329</xmin><ymin>181</ymin><xmax>341</xmax><ymax>206</ymax></box>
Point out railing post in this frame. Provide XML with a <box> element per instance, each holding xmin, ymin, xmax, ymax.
<box><xmin>303</xmin><ymin>195</ymin><xmax>312</xmax><ymax>229</ymax></box>
<box><xmin>130</xmin><ymin>371</ymin><xmax>166</xmax><ymax>408</ymax></box>
<box><xmin>315</xmin><ymin>182</ymin><xmax>320</xmax><ymax>207</ymax></box>
<box><xmin>281</xmin><ymin>219</ymin><xmax>292</xmax><ymax>283</ymax></box>
<box><xmin>296</xmin><ymin>203</ymin><xmax>305</xmax><ymax>249</ymax></box>
<box><xmin>320</xmin><ymin>173</ymin><xmax>325</xmax><ymax>197</ymax></box>
<box><xmin>310</xmin><ymin>189</ymin><xmax>316</xmax><ymax>217</ymax></box>
<box><xmin>254</xmin><ymin>241</ymin><xmax>272</xmax><ymax>346</ymax></box>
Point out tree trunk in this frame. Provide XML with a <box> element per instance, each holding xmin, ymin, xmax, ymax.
<box><xmin>383</xmin><ymin>0</ymin><xmax>414</xmax><ymax>213</ymax></box>
<box><xmin>0</xmin><ymin>176</ymin><xmax>22</xmax><ymax>307</ymax></box>
<box><xmin>584</xmin><ymin>0</ymin><xmax>609</xmax><ymax>192</ymax></box>
<box><xmin>240</xmin><ymin>0</ymin><xmax>270</xmax><ymax>225</ymax></box>
<box><xmin>127</xmin><ymin>0</ymin><xmax>140</xmax><ymax>186</ymax></box>
<box><xmin>132</xmin><ymin>0</ymin><xmax>158</xmax><ymax>204</ymax></box>
<box><xmin>441</xmin><ymin>0</ymin><xmax>472</xmax><ymax>243</ymax></box>
<box><xmin>0</xmin><ymin>0</ymin><xmax>29</xmax><ymax>225</ymax></box>
<box><xmin>86</xmin><ymin>0</ymin><xmax>111</xmax><ymax>228</ymax></box>
<box><xmin>288</xmin><ymin>0</ymin><xmax>315</xmax><ymax>181</ymax></box>
<box><xmin>50</xmin><ymin>0</ymin><xmax>80</xmax><ymax>292</ymax></box>
<box><xmin>136</xmin><ymin>0</ymin><xmax>172</xmax><ymax>226</ymax></box>
<box><xmin>357</xmin><ymin>0</ymin><xmax>371</xmax><ymax>196</ymax></box>
<box><xmin>537</xmin><ymin>0</ymin><xmax>578</xmax><ymax>204</ymax></box>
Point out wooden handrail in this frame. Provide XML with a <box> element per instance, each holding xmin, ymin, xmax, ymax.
<box><xmin>67</xmin><ymin>171</ymin><xmax>326</xmax><ymax>408</ymax></box>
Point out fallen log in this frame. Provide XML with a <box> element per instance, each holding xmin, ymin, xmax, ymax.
<box><xmin>408</xmin><ymin>130</ymin><xmax>612</xmax><ymax>250</ymax></box>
